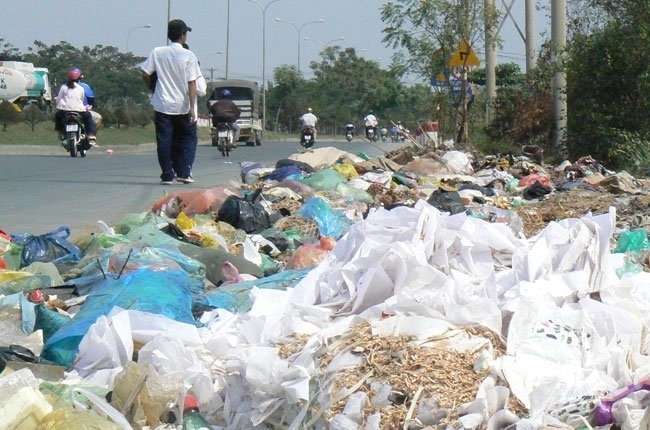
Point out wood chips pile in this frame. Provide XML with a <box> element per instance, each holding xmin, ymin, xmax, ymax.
<box><xmin>277</xmin><ymin>321</ymin><xmax>527</xmax><ymax>428</ymax></box>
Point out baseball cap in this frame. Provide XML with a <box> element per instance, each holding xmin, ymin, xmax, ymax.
<box><xmin>167</xmin><ymin>19</ymin><xmax>192</xmax><ymax>39</ymax></box>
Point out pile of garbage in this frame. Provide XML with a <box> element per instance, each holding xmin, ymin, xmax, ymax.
<box><xmin>3</xmin><ymin>143</ymin><xmax>650</xmax><ymax>429</ymax></box>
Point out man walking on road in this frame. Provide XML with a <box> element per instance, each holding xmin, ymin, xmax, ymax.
<box><xmin>141</xmin><ymin>19</ymin><xmax>201</xmax><ymax>185</ymax></box>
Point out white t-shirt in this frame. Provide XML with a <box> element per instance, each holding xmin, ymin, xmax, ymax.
<box><xmin>300</xmin><ymin>112</ymin><xmax>318</xmax><ymax>127</ymax></box>
<box><xmin>141</xmin><ymin>42</ymin><xmax>201</xmax><ymax>115</ymax></box>
<box><xmin>364</xmin><ymin>114</ymin><xmax>378</xmax><ymax>127</ymax></box>
<box><xmin>55</xmin><ymin>83</ymin><xmax>86</xmax><ymax>111</ymax></box>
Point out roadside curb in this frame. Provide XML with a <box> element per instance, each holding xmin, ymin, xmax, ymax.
<box><xmin>0</xmin><ymin>142</ymin><xmax>157</xmax><ymax>156</ymax></box>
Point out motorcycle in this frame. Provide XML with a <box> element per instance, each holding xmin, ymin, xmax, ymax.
<box><xmin>365</xmin><ymin>126</ymin><xmax>378</xmax><ymax>142</ymax></box>
<box><xmin>390</xmin><ymin>128</ymin><xmax>399</xmax><ymax>143</ymax></box>
<box><xmin>301</xmin><ymin>126</ymin><xmax>315</xmax><ymax>149</ymax></box>
<box><xmin>379</xmin><ymin>127</ymin><xmax>389</xmax><ymax>142</ymax></box>
<box><xmin>211</xmin><ymin>123</ymin><xmax>233</xmax><ymax>157</ymax></box>
<box><xmin>344</xmin><ymin>125</ymin><xmax>354</xmax><ymax>142</ymax></box>
<box><xmin>60</xmin><ymin>111</ymin><xmax>89</xmax><ymax>158</ymax></box>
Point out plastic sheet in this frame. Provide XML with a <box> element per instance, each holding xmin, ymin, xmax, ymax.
<box><xmin>196</xmin><ymin>268</ymin><xmax>311</xmax><ymax>313</ymax></box>
<box><xmin>41</xmin><ymin>267</ymin><xmax>197</xmax><ymax>367</ymax></box>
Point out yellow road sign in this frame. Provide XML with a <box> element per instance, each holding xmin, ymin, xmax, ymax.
<box><xmin>448</xmin><ymin>39</ymin><xmax>480</xmax><ymax>67</ymax></box>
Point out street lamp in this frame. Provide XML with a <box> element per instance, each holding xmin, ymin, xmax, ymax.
<box><xmin>204</xmin><ymin>51</ymin><xmax>224</xmax><ymax>82</ymax></box>
<box><xmin>275</xmin><ymin>17</ymin><xmax>324</xmax><ymax>72</ymax></box>
<box><xmin>247</xmin><ymin>0</ymin><xmax>284</xmax><ymax>133</ymax></box>
<box><xmin>304</xmin><ymin>35</ymin><xmax>346</xmax><ymax>49</ymax></box>
<box><xmin>126</xmin><ymin>24</ymin><xmax>152</xmax><ymax>52</ymax></box>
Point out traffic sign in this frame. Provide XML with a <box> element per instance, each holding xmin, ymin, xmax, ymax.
<box><xmin>448</xmin><ymin>39</ymin><xmax>480</xmax><ymax>67</ymax></box>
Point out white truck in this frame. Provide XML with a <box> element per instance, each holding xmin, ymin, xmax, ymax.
<box><xmin>207</xmin><ymin>79</ymin><xmax>262</xmax><ymax>146</ymax></box>
<box><xmin>0</xmin><ymin>61</ymin><xmax>52</xmax><ymax>111</ymax></box>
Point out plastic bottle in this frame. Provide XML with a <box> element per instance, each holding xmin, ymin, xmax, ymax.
<box><xmin>182</xmin><ymin>395</ymin><xmax>212</xmax><ymax>430</ymax></box>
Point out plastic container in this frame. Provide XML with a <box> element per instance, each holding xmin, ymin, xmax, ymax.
<box><xmin>182</xmin><ymin>394</ymin><xmax>212</xmax><ymax>430</ymax></box>
<box><xmin>0</xmin><ymin>367</ymin><xmax>40</xmax><ymax>399</ymax></box>
<box><xmin>0</xmin><ymin>386</ymin><xmax>53</xmax><ymax>430</ymax></box>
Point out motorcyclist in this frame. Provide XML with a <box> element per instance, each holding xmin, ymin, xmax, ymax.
<box><xmin>78</xmin><ymin>73</ymin><xmax>102</xmax><ymax>146</ymax></box>
<box><xmin>396</xmin><ymin>121</ymin><xmax>408</xmax><ymax>140</ymax></box>
<box><xmin>363</xmin><ymin>110</ymin><xmax>378</xmax><ymax>140</ymax></box>
<box><xmin>344</xmin><ymin>121</ymin><xmax>355</xmax><ymax>137</ymax></box>
<box><xmin>299</xmin><ymin>107</ymin><xmax>318</xmax><ymax>143</ymax></box>
<box><xmin>54</xmin><ymin>67</ymin><xmax>96</xmax><ymax>145</ymax></box>
<box><xmin>379</xmin><ymin>126</ymin><xmax>389</xmax><ymax>141</ymax></box>
<box><xmin>208</xmin><ymin>89</ymin><xmax>241</xmax><ymax>143</ymax></box>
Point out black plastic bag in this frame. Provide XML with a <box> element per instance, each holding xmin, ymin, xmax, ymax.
<box><xmin>523</xmin><ymin>180</ymin><xmax>552</xmax><ymax>200</ymax></box>
<box><xmin>217</xmin><ymin>189</ymin><xmax>271</xmax><ymax>234</ymax></box>
<box><xmin>11</xmin><ymin>226</ymin><xmax>81</xmax><ymax>268</ymax></box>
<box><xmin>426</xmin><ymin>189</ymin><xmax>466</xmax><ymax>215</ymax></box>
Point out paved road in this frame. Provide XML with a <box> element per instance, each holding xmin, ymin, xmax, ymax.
<box><xmin>0</xmin><ymin>137</ymin><xmax>405</xmax><ymax>238</ymax></box>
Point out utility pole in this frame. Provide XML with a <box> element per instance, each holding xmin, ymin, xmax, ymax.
<box><xmin>484</xmin><ymin>0</ymin><xmax>497</xmax><ymax>124</ymax></box>
<box><xmin>206</xmin><ymin>67</ymin><xmax>217</xmax><ymax>82</ymax></box>
<box><xmin>525</xmin><ymin>0</ymin><xmax>536</xmax><ymax>74</ymax></box>
<box><xmin>551</xmin><ymin>0</ymin><xmax>567</xmax><ymax>156</ymax></box>
<box><xmin>226</xmin><ymin>0</ymin><xmax>230</xmax><ymax>78</ymax></box>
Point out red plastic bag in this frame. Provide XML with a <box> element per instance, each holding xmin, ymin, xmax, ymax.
<box><xmin>519</xmin><ymin>173</ymin><xmax>550</xmax><ymax>188</ymax></box>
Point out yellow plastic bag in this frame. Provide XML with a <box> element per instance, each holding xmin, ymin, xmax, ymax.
<box><xmin>332</xmin><ymin>163</ymin><xmax>359</xmax><ymax>180</ymax></box>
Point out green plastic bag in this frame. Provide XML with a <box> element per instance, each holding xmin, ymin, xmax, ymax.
<box><xmin>615</xmin><ymin>228</ymin><xmax>650</xmax><ymax>253</ymax></box>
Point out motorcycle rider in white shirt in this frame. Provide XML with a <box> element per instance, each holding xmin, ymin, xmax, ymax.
<box><xmin>363</xmin><ymin>110</ymin><xmax>379</xmax><ymax>140</ymax></box>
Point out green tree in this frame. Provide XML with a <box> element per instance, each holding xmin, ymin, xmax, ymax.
<box><xmin>309</xmin><ymin>47</ymin><xmax>403</xmax><ymax>133</ymax></box>
<box><xmin>0</xmin><ymin>38</ymin><xmax>21</xmax><ymax>60</ymax></box>
<box><xmin>23</xmin><ymin>41</ymin><xmax>149</xmax><ymax>107</ymax></box>
<box><xmin>267</xmin><ymin>65</ymin><xmax>307</xmax><ymax>133</ymax></box>
<box><xmin>380</xmin><ymin>0</ymin><xmax>491</xmax><ymax>145</ymax></box>
<box><xmin>471</xmin><ymin>62</ymin><xmax>525</xmax><ymax>87</ymax></box>
<box><xmin>565</xmin><ymin>1</ymin><xmax>650</xmax><ymax>170</ymax></box>
<box><xmin>0</xmin><ymin>100</ymin><xmax>22</xmax><ymax>131</ymax></box>
<box><xmin>22</xmin><ymin>104</ymin><xmax>47</xmax><ymax>131</ymax></box>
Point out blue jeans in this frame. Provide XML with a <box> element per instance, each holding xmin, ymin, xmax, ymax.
<box><xmin>154</xmin><ymin>111</ymin><xmax>193</xmax><ymax>181</ymax></box>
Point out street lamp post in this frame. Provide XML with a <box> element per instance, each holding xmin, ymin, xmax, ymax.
<box><xmin>247</xmin><ymin>0</ymin><xmax>283</xmax><ymax>133</ymax></box>
<box><xmin>248</xmin><ymin>0</ymin><xmax>280</xmax><ymax>134</ymax></box>
<box><xmin>274</xmin><ymin>18</ymin><xmax>324</xmax><ymax>72</ymax></box>
<box><xmin>126</xmin><ymin>24</ymin><xmax>152</xmax><ymax>52</ymax></box>
<box><xmin>304</xmin><ymin>35</ymin><xmax>346</xmax><ymax>49</ymax></box>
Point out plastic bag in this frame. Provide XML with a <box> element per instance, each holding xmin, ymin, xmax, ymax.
<box><xmin>285</xmin><ymin>236</ymin><xmax>336</xmax><ymax>269</ymax></box>
<box><xmin>151</xmin><ymin>187</ymin><xmax>239</xmax><ymax>217</ymax></box>
<box><xmin>217</xmin><ymin>189</ymin><xmax>271</xmax><ymax>234</ymax></box>
<box><xmin>518</xmin><ymin>173</ymin><xmax>550</xmax><ymax>188</ymax></box>
<box><xmin>297</xmin><ymin>197</ymin><xmax>353</xmax><ymax>239</ymax></box>
<box><xmin>426</xmin><ymin>189</ymin><xmax>466</xmax><ymax>214</ymax></box>
<box><xmin>615</xmin><ymin>228</ymin><xmax>650</xmax><ymax>253</ymax></box>
<box><xmin>332</xmin><ymin>163</ymin><xmax>359</xmax><ymax>180</ymax></box>
<box><xmin>298</xmin><ymin>169</ymin><xmax>345</xmax><ymax>191</ymax></box>
<box><xmin>11</xmin><ymin>226</ymin><xmax>81</xmax><ymax>268</ymax></box>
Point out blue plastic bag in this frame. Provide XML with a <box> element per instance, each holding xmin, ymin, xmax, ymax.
<box><xmin>11</xmin><ymin>226</ymin><xmax>81</xmax><ymax>268</ymax></box>
<box><xmin>297</xmin><ymin>197</ymin><xmax>353</xmax><ymax>239</ymax></box>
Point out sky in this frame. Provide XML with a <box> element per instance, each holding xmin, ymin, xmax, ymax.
<box><xmin>0</xmin><ymin>1</ymin><xmax>548</xmax><ymax>85</ymax></box>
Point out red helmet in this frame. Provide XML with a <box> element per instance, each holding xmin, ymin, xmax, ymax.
<box><xmin>68</xmin><ymin>67</ymin><xmax>82</xmax><ymax>81</ymax></box>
